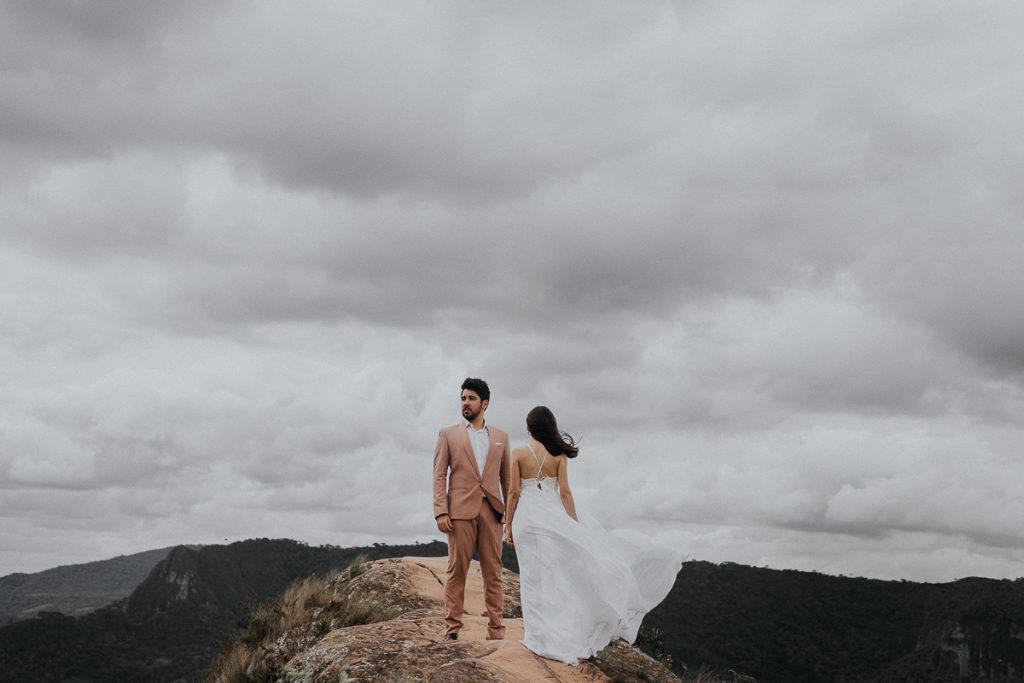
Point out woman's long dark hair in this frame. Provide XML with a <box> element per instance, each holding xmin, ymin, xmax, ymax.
<box><xmin>526</xmin><ymin>406</ymin><xmax>579</xmax><ymax>458</ymax></box>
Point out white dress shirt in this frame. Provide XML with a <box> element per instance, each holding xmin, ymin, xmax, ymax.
<box><xmin>466</xmin><ymin>421</ymin><xmax>489</xmax><ymax>475</ymax></box>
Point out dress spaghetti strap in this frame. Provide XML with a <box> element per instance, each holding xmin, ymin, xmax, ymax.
<box><xmin>526</xmin><ymin>442</ymin><xmax>550</xmax><ymax>490</ymax></box>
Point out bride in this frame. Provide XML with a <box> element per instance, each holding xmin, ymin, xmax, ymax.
<box><xmin>504</xmin><ymin>406</ymin><xmax>683</xmax><ymax>665</ymax></box>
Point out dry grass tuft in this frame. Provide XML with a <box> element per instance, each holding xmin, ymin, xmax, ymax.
<box><xmin>205</xmin><ymin>555</ymin><xmax>399</xmax><ymax>683</ymax></box>
<box><xmin>204</xmin><ymin>645</ymin><xmax>258</xmax><ymax>683</ymax></box>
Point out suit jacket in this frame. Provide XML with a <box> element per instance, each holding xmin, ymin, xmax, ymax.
<box><xmin>433</xmin><ymin>422</ymin><xmax>511</xmax><ymax>521</ymax></box>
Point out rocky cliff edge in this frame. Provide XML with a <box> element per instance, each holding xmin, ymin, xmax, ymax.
<box><xmin>211</xmin><ymin>555</ymin><xmax>679</xmax><ymax>683</ymax></box>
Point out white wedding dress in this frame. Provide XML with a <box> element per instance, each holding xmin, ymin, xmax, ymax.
<box><xmin>512</xmin><ymin>444</ymin><xmax>684</xmax><ymax>665</ymax></box>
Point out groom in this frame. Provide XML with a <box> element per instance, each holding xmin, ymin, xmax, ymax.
<box><xmin>432</xmin><ymin>377</ymin><xmax>511</xmax><ymax>641</ymax></box>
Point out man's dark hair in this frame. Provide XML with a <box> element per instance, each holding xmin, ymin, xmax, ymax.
<box><xmin>461</xmin><ymin>377</ymin><xmax>490</xmax><ymax>402</ymax></box>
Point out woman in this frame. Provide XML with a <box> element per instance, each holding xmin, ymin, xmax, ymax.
<box><xmin>504</xmin><ymin>406</ymin><xmax>683</xmax><ymax>665</ymax></box>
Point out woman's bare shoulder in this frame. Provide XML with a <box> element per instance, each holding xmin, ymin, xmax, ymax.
<box><xmin>510</xmin><ymin>444</ymin><xmax>531</xmax><ymax>462</ymax></box>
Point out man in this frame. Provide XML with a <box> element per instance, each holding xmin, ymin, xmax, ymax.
<box><xmin>432</xmin><ymin>377</ymin><xmax>511</xmax><ymax>641</ymax></box>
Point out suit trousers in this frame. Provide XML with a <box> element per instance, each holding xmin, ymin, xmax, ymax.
<box><xmin>444</xmin><ymin>500</ymin><xmax>505</xmax><ymax>639</ymax></box>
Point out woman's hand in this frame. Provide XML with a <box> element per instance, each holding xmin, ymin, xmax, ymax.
<box><xmin>504</xmin><ymin>527</ymin><xmax>514</xmax><ymax>548</ymax></box>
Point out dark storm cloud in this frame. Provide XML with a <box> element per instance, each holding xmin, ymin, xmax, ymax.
<box><xmin>6</xmin><ymin>0</ymin><xmax>1014</xmax><ymax>328</ymax></box>
<box><xmin>2</xmin><ymin>0</ymin><xmax>217</xmax><ymax>47</ymax></box>
<box><xmin>1</xmin><ymin>0</ymin><xmax>623</xmax><ymax>199</ymax></box>
<box><xmin>869</xmin><ymin>240</ymin><xmax>1024</xmax><ymax>377</ymax></box>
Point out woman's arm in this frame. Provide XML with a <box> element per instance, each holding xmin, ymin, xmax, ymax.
<box><xmin>557</xmin><ymin>456</ymin><xmax>579</xmax><ymax>522</ymax></box>
<box><xmin>504</xmin><ymin>454</ymin><xmax>521</xmax><ymax>546</ymax></box>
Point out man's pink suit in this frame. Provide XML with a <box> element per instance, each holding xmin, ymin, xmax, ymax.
<box><xmin>432</xmin><ymin>423</ymin><xmax>511</xmax><ymax>639</ymax></box>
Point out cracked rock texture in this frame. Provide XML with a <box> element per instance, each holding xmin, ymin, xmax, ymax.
<box><xmin>279</xmin><ymin>556</ymin><xmax>678</xmax><ymax>682</ymax></box>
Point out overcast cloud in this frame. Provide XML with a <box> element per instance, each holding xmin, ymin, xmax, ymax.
<box><xmin>2</xmin><ymin>1</ymin><xmax>1023</xmax><ymax>582</ymax></box>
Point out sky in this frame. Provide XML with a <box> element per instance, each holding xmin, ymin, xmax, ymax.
<box><xmin>1</xmin><ymin>1</ymin><xmax>1022</xmax><ymax>582</ymax></box>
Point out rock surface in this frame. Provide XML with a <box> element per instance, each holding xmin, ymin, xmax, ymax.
<box><xmin>280</xmin><ymin>556</ymin><xmax>677</xmax><ymax>683</ymax></box>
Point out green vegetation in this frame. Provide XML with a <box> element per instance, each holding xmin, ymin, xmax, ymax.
<box><xmin>641</xmin><ymin>561</ymin><xmax>1024</xmax><ymax>683</ymax></box>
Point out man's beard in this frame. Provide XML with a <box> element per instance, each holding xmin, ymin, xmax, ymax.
<box><xmin>462</xmin><ymin>406</ymin><xmax>480</xmax><ymax>422</ymax></box>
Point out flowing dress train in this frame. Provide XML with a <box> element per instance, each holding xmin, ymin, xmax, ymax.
<box><xmin>512</xmin><ymin>444</ymin><xmax>684</xmax><ymax>665</ymax></box>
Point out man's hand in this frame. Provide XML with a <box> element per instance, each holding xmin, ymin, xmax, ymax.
<box><xmin>436</xmin><ymin>514</ymin><xmax>453</xmax><ymax>534</ymax></box>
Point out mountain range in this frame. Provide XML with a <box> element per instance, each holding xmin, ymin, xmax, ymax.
<box><xmin>1</xmin><ymin>547</ymin><xmax>179</xmax><ymax>625</ymax></box>
<box><xmin>0</xmin><ymin>539</ymin><xmax>453</xmax><ymax>683</ymax></box>
<box><xmin>3</xmin><ymin>539</ymin><xmax>1023</xmax><ymax>682</ymax></box>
